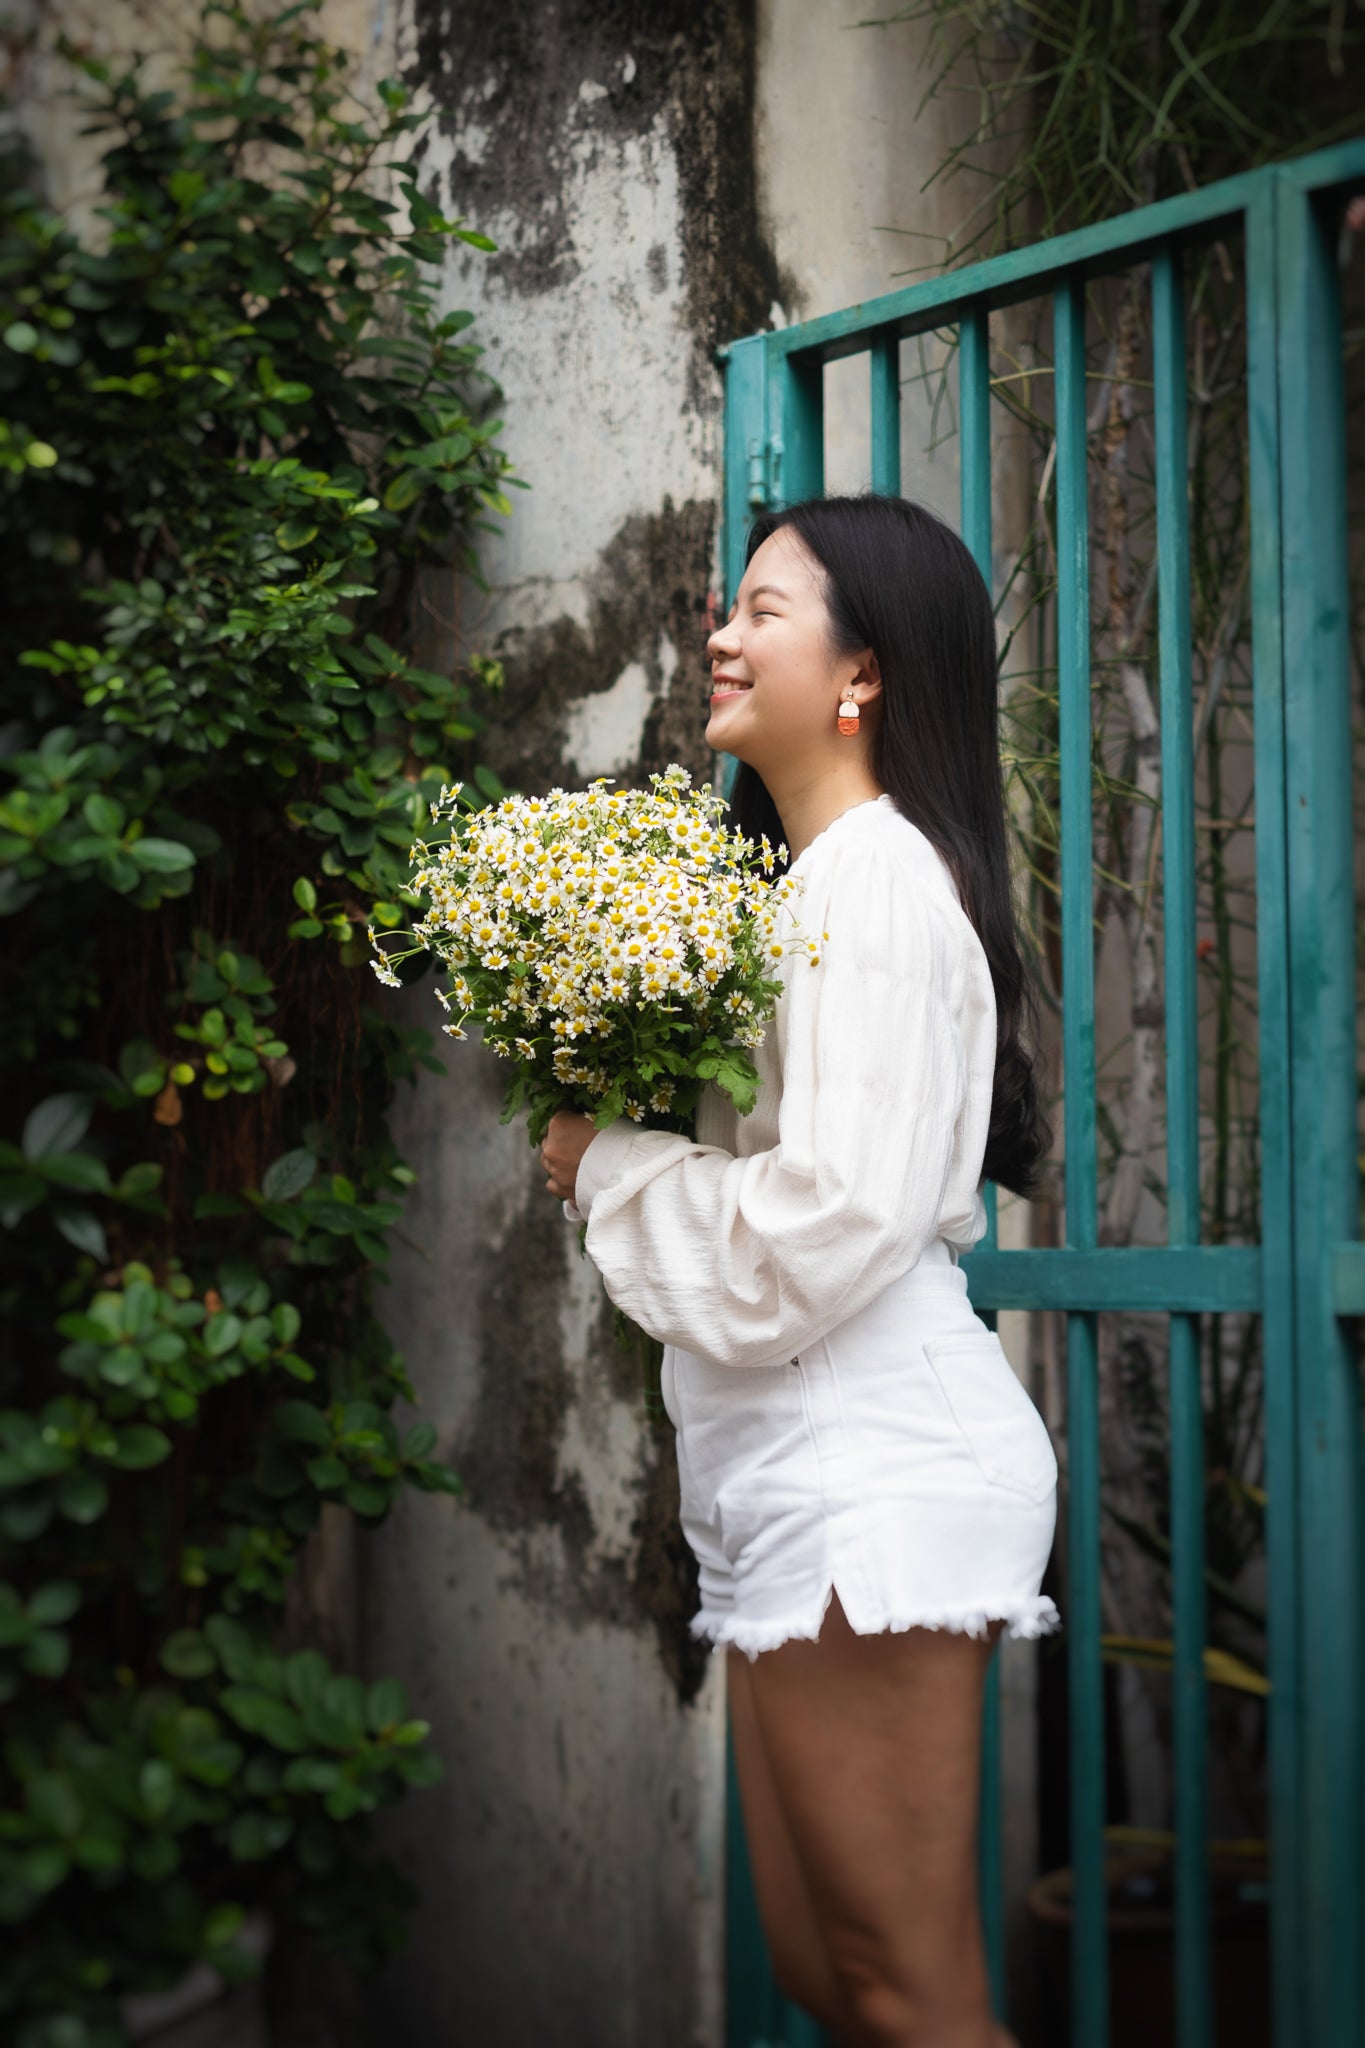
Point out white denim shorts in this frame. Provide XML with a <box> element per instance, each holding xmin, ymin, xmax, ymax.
<box><xmin>659</xmin><ymin>1236</ymin><xmax>1061</xmax><ymax>1659</ymax></box>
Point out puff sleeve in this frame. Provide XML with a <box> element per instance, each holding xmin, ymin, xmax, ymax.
<box><xmin>572</xmin><ymin>832</ymin><xmax>976</xmax><ymax>1370</ymax></box>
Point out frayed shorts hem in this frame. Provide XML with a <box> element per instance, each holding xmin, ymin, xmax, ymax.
<box><xmin>690</xmin><ymin>1583</ymin><xmax>1062</xmax><ymax>1661</ymax></box>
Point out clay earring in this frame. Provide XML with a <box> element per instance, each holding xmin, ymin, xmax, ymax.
<box><xmin>837</xmin><ymin>689</ymin><xmax>861</xmax><ymax>737</ymax></box>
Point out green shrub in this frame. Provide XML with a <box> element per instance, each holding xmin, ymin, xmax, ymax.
<box><xmin>0</xmin><ymin>6</ymin><xmax>516</xmax><ymax>2040</ymax></box>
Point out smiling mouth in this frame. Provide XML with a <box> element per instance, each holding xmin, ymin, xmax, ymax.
<box><xmin>710</xmin><ymin>679</ymin><xmax>752</xmax><ymax>697</ymax></box>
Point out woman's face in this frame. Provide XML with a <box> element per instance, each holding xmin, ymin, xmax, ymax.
<box><xmin>703</xmin><ymin>526</ymin><xmax>876</xmax><ymax>776</ymax></box>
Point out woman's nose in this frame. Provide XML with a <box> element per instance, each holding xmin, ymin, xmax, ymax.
<box><xmin>706</xmin><ymin>623</ymin><xmax>739</xmax><ymax>664</ymax></box>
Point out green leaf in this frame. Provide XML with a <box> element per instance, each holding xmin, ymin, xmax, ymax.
<box><xmin>0</xmin><ymin>1587</ymin><xmax>29</xmax><ymax>1647</ymax></box>
<box><xmin>22</xmin><ymin>1094</ymin><xmax>92</xmax><ymax>1161</ymax></box>
<box><xmin>219</xmin><ymin>1686</ymin><xmax>308</xmax><ymax>1752</ymax></box>
<box><xmin>168</xmin><ymin>167</ymin><xmax>206</xmax><ymax>208</ymax></box>
<box><xmin>27</xmin><ymin>1580</ymin><xmax>80</xmax><ymax>1626</ymax></box>
<box><xmin>131</xmin><ymin>1832</ymin><xmax>180</xmax><ymax>1882</ymax></box>
<box><xmin>118</xmin><ymin>1160</ymin><xmax>164</xmax><ymax>1198</ymax></box>
<box><xmin>292</xmin><ymin>876</ymin><xmax>318</xmax><ymax>912</ymax></box>
<box><xmin>23</xmin><ymin>1629</ymin><xmax>72</xmax><ymax>1679</ymax></box>
<box><xmin>262</xmin><ymin>1149</ymin><xmax>317</xmax><ymax>1202</ymax></box>
<box><xmin>367</xmin><ymin>1675</ymin><xmax>408</xmax><ymax>1730</ymax></box>
<box><xmin>53</xmin><ymin>1204</ymin><xmax>109</xmax><ymax>1261</ymax></box>
<box><xmin>274</xmin><ymin>1399</ymin><xmax>328</xmax><ymax>1446</ymax></box>
<box><xmin>342</xmin><ymin>1479</ymin><xmax>389</xmax><ymax>1516</ymax></box>
<box><xmin>320</xmin><ymin>1674</ymin><xmax>368</xmax><ymax>1743</ymax></box>
<box><xmin>58</xmin><ymin>1468</ymin><xmax>108</xmax><ymax>1524</ymax></box>
<box><xmin>275</xmin><ymin>519</ymin><xmax>318</xmax><ymax>549</ymax></box>
<box><xmin>383</xmin><ymin>467</ymin><xmax>428</xmax><ymax>512</ymax></box>
<box><xmin>203</xmin><ymin>1902</ymin><xmax>248</xmax><ymax>1949</ymax></box>
<box><xmin>20</xmin><ymin>1842</ymin><xmax>69</xmax><ymax>1892</ymax></box>
<box><xmin>404</xmin><ymin>1420</ymin><xmax>438</xmax><ymax>1458</ymax></box>
<box><xmin>109</xmin><ymin>1424</ymin><xmax>172</xmax><ymax>1470</ymax></box>
<box><xmin>204</xmin><ymin>1311</ymin><xmax>244</xmax><ymax>1357</ymax></box>
<box><xmin>83</xmin><ymin>793</ymin><xmax>126</xmax><ymax>836</ymax></box>
<box><xmin>203</xmin><ymin>1615</ymin><xmax>260</xmax><ymax>1684</ymax></box>
<box><xmin>129</xmin><ymin>836</ymin><xmax>195</xmax><ymax>873</ymax></box>
<box><xmin>26</xmin><ymin>1769</ymin><xmax>82</xmax><ymax>1836</ymax></box>
<box><xmin>41</xmin><ymin>1151</ymin><xmax>112</xmax><ymax>1194</ymax></box>
<box><xmin>228</xmin><ymin>1810</ymin><xmax>294</xmax><ymax>1860</ymax></box>
<box><xmin>161</xmin><ymin>1628</ymin><xmax>217</xmax><ymax>1679</ymax></box>
<box><xmin>271</xmin><ymin>1301</ymin><xmax>302</xmax><ymax>1345</ymax></box>
<box><xmin>305</xmin><ymin>1454</ymin><xmax>346</xmax><ymax>1490</ymax></box>
<box><xmin>324</xmin><ymin>1780</ymin><xmax>369</xmax><ymax>1821</ymax></box>
<box><xmin>284</xmin><ymin>1648</ymin><xmax>331</xmax><ymax>1715</ymax></box>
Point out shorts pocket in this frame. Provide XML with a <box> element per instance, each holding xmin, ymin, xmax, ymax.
<box><xmin>922</xmin><ymin>1332</ymin><xmax>1058</xmax><ymax>1504</ymax></box>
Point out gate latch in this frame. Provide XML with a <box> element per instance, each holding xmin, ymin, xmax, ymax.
<box><xmin>746</xmin><ymin>434</ymin><xmax>783</xmax><ymax>510</ymax></box>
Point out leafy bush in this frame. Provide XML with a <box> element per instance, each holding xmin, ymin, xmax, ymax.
<box><xmin>0</xmin><ymin>6</ymin><xmax>516</xmax><ymax>2040</ymax></box>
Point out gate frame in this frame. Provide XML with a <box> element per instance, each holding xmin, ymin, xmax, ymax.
<box><xmin>717</xmin><ymin>141</ymin><xmax>1365</xmax><ymax>2048</ymax></box>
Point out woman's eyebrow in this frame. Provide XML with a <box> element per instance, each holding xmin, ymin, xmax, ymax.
<box><xmin>747</xmin><ymin>583</ymin><xmax>790</xmax><ymax>603</ymax></box>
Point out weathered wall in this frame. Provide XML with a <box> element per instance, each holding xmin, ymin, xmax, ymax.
<box><xmin>362</xmin><ymin>8</ymin><xmax>780</xmax><ymax>2044</ymax></box>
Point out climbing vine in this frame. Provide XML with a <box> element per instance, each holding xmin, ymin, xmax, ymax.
<box><xmin>0</xmin><ymin>6</ymin><xmax>515</xmax><ymax>2041</ymax></box>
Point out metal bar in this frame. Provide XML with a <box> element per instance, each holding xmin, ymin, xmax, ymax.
<box><xmin>959</xmin><ymin>305</ymin><xmax>993</xmax><ymax>590</ymax></box>
<box><xmin>958</xmin><ymin>303</ymin><xmax>999</xmax><ymax>1273</ymax></box>
<box><xmin>1152</xmin><ymin>241</ymin><xmax>1213</xmax><ymax>2048</ymax></box>
<box><xmin>1055</xmin><ymin>272</ymin><xmax>1108</xmax><ymax>2048</ymax></box>
<box><xmin>957</xmin><ymin>1246</ymin><xmax>1262</xmax><ymax>1313</ymax></box>
<box><xmin>958</xmin><ymin>295</ymin><xmax>1006</xmax><ymax>2021</ymax></box>
<box><xmin>1272</xmin><ymin>137</ymin><xmax>1365</xmax><ymax>195</ymax></box>
<box><xmin>715</xmin><ymin>141</ymin><xmax>1365</xmax><ymax>372</ymax></box>
<box><xmin>1275</xmin><ymin>169</ymin><xmax>1364</xmax><ymax>2048</ymax></box>
<box><xmin>771</xmin><ymin>347</ymin><xmax>823</xmax><ymax>509</ymax></box>
<box><xmin>722</xmin><ymin>334</ymin><xmax>769</xmax><ymax>606</ymax></box>
<box><xmin>717</xmin><ymin>333</ymin><xmax>771</xmax><ymax>805</ymax></box>
<box><xmin>1244</xmin><ymin>175</ymin><xmax>1304</xmax><ymax>2048</ymax></box>
<box><xmin>869</xmin><ymin>330</ymin><xmax>901</xmax><ymax>495</ymax></box>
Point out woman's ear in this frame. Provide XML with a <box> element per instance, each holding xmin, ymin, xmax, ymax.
<box><xmin>853</xmin><ymin>648</ymin><xmax>882</xmax><ymax>702</ymax></box>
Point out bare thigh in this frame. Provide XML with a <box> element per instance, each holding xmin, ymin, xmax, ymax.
<box><xmin>738</xmin><ymin>1592</ymin><xmax>1003</xmax><ymax>2048</ymax></box>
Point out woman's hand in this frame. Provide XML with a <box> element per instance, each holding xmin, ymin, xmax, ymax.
<box><xmin>539</xmin><ymin>1108</ymin><xmax>599</xmax><ymax>1203</ymax></box>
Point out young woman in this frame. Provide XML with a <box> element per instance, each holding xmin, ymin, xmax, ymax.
<box><xmin>539</xmin><ymin>494</ymin><xmax>1059</xmax><ymax>2048</ymax></box>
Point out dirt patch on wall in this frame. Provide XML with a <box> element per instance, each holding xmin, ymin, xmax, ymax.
<box><xmin>456</xmin><ymin>1179</ymin><xmax>709</xmax><ymax>1704</ymax></box>
<box><xmin>475</xmin><ymin>496</ymin><xmax>717</xmax><ymax>795</ymax></box>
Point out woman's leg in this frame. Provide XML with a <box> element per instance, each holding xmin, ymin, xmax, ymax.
<box><xmin>741</xmin><ymin>1592</ymin><xmax>1009</xmax><ymax>2048</ymax></box>
<box><xmin>727</xmin><ymin>1647</ymin><xmax>845</xmax><ymax>2029</ymax></box>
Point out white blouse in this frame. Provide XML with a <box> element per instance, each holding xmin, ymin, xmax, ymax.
<box><xmin>571</xmin><ymin>792</ymin><xmax>997</xmax><ymax>1372</ymax></box>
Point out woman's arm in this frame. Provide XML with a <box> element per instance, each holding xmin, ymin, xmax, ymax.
<box><xmin>566</xmin><ymin>841</ymin><xmax>975</xmax><ymax>1370</ymax></box>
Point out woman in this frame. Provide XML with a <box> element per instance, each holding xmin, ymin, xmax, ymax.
<box><xmin>539</xmin><ymin>494</ymin><xmax>1059</xmax><ymax>2048</ymax></box>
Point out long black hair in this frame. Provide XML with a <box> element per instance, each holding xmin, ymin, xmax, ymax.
<box><xmin>732</xmin><ymin>492</ymin><xmax>1052</xmax><ymax>1199</ymax></box>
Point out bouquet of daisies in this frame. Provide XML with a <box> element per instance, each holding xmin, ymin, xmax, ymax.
<box><xmin>370</xmin><ymin>764</ymin><xmax>816</xmax><ymax>1143</ymax></box>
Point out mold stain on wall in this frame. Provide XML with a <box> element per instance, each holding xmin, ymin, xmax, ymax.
<box><xmin>406</xmin><ymin>0</ymin><xmax>797</xmax><ymax>405</ymax></box>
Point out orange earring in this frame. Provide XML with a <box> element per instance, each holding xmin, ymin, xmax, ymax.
<box><xmin>837</xmin><ymin>689</ymin><xmax>861</xmax><ymax>737</ymax></box>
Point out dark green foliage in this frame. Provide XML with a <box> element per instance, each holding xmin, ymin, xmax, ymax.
<box><xmin>0</xmin><ymin>6</ymin><xmax>513</xmax><ymax>2041</ymax></box>
<box><xmin>871</xmin><ymin>0</ymin><xmax>1365</xmax><ymax>263</ymax></box>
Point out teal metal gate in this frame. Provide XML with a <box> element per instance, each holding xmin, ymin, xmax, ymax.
<box><xmin>718</xmin><ymin>142</ymin><xmax>1364</xmax><ymax>2048</ymax></box>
